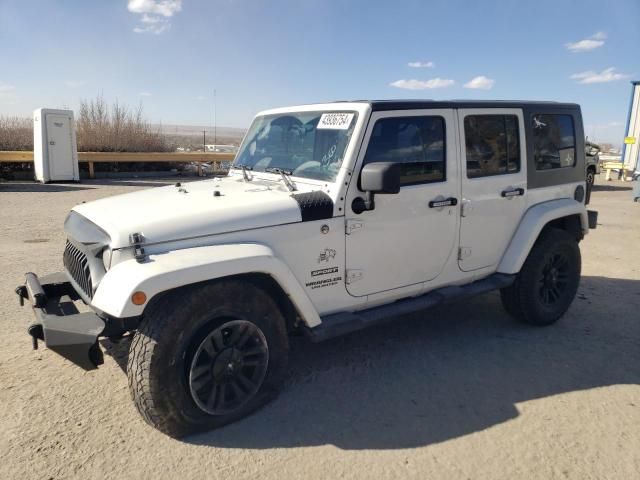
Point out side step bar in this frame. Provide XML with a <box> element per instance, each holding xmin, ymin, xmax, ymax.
<box><xmin>306</xmin><ymin>273</ymin><xmax>515</xmax><ymax>342</ymax></box>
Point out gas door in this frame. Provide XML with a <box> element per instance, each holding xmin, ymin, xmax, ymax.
<box><xmin>458</xmin><ymin>109</ymin><xmax>527</xmax><ymax>271</ymax></box>
<box><xmin>46</xmin><ymin>114</ymin><xmax>75</xmax><ymax>180</ymax></box>
<box><xmin>345</xmin><ymin>109</ymin><xmax>459</xmax><ymax>297</ymax></box>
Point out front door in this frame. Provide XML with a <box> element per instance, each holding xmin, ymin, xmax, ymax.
<box><xmin>458</xmin><ymin>108</ymin><xmax>527</xmax><ymax>272</ymax></box>
<box><xmin>345</xmin><ymin>109</ymin><xmax>459</xmax><ymax>297</ymax></box>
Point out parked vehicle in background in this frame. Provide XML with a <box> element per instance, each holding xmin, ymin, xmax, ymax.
<box><xmin>585</xmin><ymin>140</ymin><xmax>601</xmax><ymax>186</ymax></box>
<box><xmin>16</xmin><ymin>100</ymin><xmax>598</xmax><ymax>438</ymax></box>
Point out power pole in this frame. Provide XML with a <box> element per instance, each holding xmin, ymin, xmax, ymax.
<box><xmin>213</xmin><ymin>89</ymin><xmax>217</xmax><ymax>145</ymax></box>
<box><xmin>203</xmin><ymin>129</ymin><xmax>206</xmax><ymax>151</ymax></box>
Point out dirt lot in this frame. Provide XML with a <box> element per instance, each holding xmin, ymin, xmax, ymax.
<box><xmin>0</xmin><ymin>176</ymin><xmax>638</xmax><ymax>480</ymax></box>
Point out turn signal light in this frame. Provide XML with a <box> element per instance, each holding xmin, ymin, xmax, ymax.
<box><xmin>131</xmin><ymin>291</ymin><xmax>147</xmax><ymax>305</ymax></box>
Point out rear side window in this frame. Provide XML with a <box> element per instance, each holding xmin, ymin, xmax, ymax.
<box><xmin>464</xmin><ymin>115</ymin><xmax>520</xmax><ymax>178</ymax></box>
<box><xmin>363</xmin><ymin>116</ymin><xmax>445</xmax><ymax>186</ymax></box>
<box><xmin>532</xmin><ymin>114</ymin><xmax>576</xmax><ymax>170</ymax></box>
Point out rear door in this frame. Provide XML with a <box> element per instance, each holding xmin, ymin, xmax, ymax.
<box><xmin>345</xmin><ymin>109</ymin><xmax>459</xmax><ymax>296</ymax></box>
<box><xmin>458</xmin><ymin>109</ymin><xmax>527</xmax><ymax>272</ymax></box>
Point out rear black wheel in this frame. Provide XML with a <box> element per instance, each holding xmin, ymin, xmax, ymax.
<box><xmin>127</xmin><ymin>279</ymin><xmax>288</xmax><ymax>438</ymax></box>
<box><xmin>586</xmin><ymin>169</ymin><xmax>595</xmax><ymax>186</ymax></box>
<box><xmin>501</xmin><ymin>228</ymin><xmax>581</xmax><ymax>326</ymax></box>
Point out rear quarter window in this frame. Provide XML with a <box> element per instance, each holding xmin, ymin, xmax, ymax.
<box><xmin>532</xmin><ymin>114</ymin><xmax>576</xmax><ymax>170</ymax></box>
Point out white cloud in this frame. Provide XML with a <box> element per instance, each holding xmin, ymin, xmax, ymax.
<box><xmin>140</xmin><ymin>91</ymin><xmax>152</xmax><ymax>96</ymax></box>
<box><xmin>390</xmin><ymin>78</ymin><xmax>454</xmax><ymax>90</ymax></box>
<box><xmin>196</xmin><ymin>95</ymin><xmax>206</xmax><ymax>100</ymax></box>
<box><xmin>0</xmin><ymin>82</ymin><xmax>16</xmax><ymax>92</ymax></box>
<box><xmin>128</xmin><ymin>0</ymin><xmax>182</xmax><ymax>17</ymax></box>
<box><xmin>0</xmin><ymin>82</ymin><xmax>17</xmax><ymax>103</ymax></box>
<box><xmin>565</xmin><ymin>32</ymin><xmax>606</xmax><ymax>52</ymax></box>
<box><xmin>464</xmin><ymin>75</ymin><xmax>495</xmax><ymax>90</ymax></box>
<box><xmin>570</xmin><ymin>67</ymin><xmax>629</xmax><ymax>84</ymax></box>
<box><xmin>128</xmin><ymin>0</ymin><xmax>182</xmax><ymax>34</ymax></box>
<box><xmin>408</xmin><ymin>61</ymin><xmax>434</xmax><ymax>68</ymax></box>
<box><xmin>64</xmin><ymin>80</ymin><xmax>85</xmax><ymax>88</ymax></box>
<box><xmin>133</xmin><ymin>23</ymin><xmax>170</xmax><ymax>34</ymax></box>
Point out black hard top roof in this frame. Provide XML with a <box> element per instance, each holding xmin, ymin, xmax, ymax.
<box><xmin>340</xmin><ymin>99</ymin><xmax>580</xmax><ymax>111</ymax></box>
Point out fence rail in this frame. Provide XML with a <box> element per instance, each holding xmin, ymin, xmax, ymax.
<box><xmin>0</xmin><ymin>151</ymin><xmax>236</xmax><ymax>178</ymax></box>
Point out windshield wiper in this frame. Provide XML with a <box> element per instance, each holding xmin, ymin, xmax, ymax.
<box><xmin>265</xmin><ymin>167</ymin><xmax>297</xmax><ymax>192</ymax></box>
<box><xmin>232</xmin><ymin>164</ymin><xmax>253</xmax><ymax>182</ymax></box>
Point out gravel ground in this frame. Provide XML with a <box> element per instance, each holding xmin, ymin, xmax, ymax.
<box><xmin>0</xmin><ymin>176</ymin><xmax>638</xmax><ymax>480</ymax></box>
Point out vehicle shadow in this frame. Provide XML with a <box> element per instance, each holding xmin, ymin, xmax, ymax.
<box><xmin>104</xmin><ymin>276</ymin><xmax>640</xmax><ymax>450</ymax></box>
<box><xmin>0</xmin><ymin>182</ymin><xmax>95</xmax><ymax>192</ymax></box>
<box><xmin>592</xmin><ymin>184</ymin><xmax>633</xmax><ymax>192</ymax></box>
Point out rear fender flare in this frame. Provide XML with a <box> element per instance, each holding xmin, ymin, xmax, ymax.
<box><xmin>497</xmin><ymin>198</ymin><xmax>588</xmax><ymax>274</ymax></box>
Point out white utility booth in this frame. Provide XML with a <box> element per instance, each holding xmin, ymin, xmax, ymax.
<box><xmin>33</xmin><ymin>108</ymin><xmax>79</xmax><ymax>183</ymax></box>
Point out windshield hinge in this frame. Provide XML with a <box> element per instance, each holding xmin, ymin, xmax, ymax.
<box><xmin>345</xmin><ymin>219</ymin><xmax>363</xmax><ymax>235</ymax></box>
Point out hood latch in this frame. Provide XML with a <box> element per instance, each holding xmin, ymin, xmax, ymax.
<box><xmin>129</xmin><ymin>232</ymin><xmax>147</xmax><ymax>263</ymax></box>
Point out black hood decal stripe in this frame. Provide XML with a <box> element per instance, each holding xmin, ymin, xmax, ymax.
<box><xmin>292</xmin><ymin>191</ymin><xmax>334</xmax><ymax>222</ymax></box>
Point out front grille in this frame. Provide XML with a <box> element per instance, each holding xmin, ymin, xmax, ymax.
<box><xmin>63</xmin><ymin>240</ymin><xmax>93</xmax><ymax>298</ymax></box>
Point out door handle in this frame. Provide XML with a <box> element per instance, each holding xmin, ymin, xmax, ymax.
<box><xmin>501</xmin><ymin>188</ymin><xmax>525</xmax><ymax>198</ymax></box>
<box><xmin>429</xmin><ymin>197</ymin><xmax>458</xmax><ymax>208</ymax></box>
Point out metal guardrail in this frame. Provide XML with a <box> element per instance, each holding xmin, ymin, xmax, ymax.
<box><xmin>0</xmin><ymin>151</ymin><xmax>236</xmax><ymax>178</ymax></box>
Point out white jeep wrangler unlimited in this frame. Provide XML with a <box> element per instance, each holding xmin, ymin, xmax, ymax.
<box><xmin>17</xmin><ymin>100</ymin><xmax>598</xmax><ymax>437</ymax></box>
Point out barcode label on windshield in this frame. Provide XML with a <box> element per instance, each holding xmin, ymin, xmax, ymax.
<box><xmin>318</xmin><ymin>113</ymin><xmax>354</xmax><ymax>130</ymax></box>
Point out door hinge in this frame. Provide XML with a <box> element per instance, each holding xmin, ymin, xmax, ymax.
<box><xmin>345</xmin><ymin>219</ymin><xmax>363</xmax><ymax>235</ymax></box>
<box><xmin>346</xmin><ymin>269</ymin><xmax>364</xmax><ymax>284</ymax></box>
<box><xmin>458</xmin><ymin>247</ymin><xmax>472</xmax><ymax>260</ymax></box>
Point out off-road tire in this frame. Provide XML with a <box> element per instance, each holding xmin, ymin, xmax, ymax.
<box><xmin>127</xmin><ymin>279</ymin><xmax>289</xmax><ymax>438</ymax></box>
<box><xmin>500</xmin><ymin>227</ymin><xmax>581</xmax><ymax>326</ymax></box>
<box><xmin>586</xmin><ymin>168</ymin><xmax>595</xmax><ymax>187</ymax></box>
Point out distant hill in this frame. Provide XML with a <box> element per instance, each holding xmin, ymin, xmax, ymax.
<box><xmin>154</xmin><ymin>124</ymin><xmax>247</xmax><ymax>141</ymax></box>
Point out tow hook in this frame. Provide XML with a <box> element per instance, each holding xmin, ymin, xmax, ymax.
<box><xmin>15</xmin><ymin>285</ymin><xmax>27</xmax><ymax>306</ymax></box>
<box><xmin>28</xmin><ymin>324</ymin><xmax>44</xmax><ymax>350</ymax></box>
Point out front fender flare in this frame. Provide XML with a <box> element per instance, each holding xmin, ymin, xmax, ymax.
<box><xmin>497</xmin><ymin>198</ymin><xmax>588</xmax><ymax>274</ymax></box>
<box><xmin>91</xmin><ymin>243</ymin><xmax>321</xmax><ymax>327</ymax></box>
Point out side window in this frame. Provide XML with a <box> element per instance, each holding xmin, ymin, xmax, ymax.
<box><xmin>464</xmin><ymin>115</ymin><xmax>520</xmax><ymax>178</ymax></box>
<box><xmin>363</xmin><ymin>116</ymin><xmax>445</xmax><ymax>186</ymax></box>
<box><xmin>532</xmin><ymin>114</ymin><xmax>576</xmax><ymax>170</ymax></box>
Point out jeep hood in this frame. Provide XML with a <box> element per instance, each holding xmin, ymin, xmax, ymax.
<box><xmin>70</xmin><ymin>176</ymin><xmax>322</xmax><ymax>249</ymax></box>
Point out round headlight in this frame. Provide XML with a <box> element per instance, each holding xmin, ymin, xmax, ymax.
<box><xmin>102</xmin><ymin>247</ymin><xmax>113</xmax><ymax>270</ymax></box>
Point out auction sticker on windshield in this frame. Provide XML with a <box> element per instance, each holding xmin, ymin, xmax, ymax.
<box><xmin>318</xmin><ymin>113</ymin><xmax>354</xmax><ymax>130</ymax></box>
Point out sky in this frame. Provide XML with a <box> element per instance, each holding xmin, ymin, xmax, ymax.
<box><xmin>0</xmin><ymin>0</ymin><xmax>639</xmax><ymax>145</ymax></box>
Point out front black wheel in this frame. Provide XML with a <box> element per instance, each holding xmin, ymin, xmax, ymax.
<box><xmin>188</xmin><ymin>319</ymin><xmax>270</xmax><ymax>416</ymax></box>
<box><xmin>127</xmin><ymin>279</ymin><xmax>289</xmax><ymax>438</ymax></box>
<box><xmin>501</xmin><ymin>228</ymin><xmax>581</xmax><ymax>326</ymax></box>
<box><xmin>586</xmin><ymin>169</ymin><xmax>595</xmax><ymax>186</ymax></box>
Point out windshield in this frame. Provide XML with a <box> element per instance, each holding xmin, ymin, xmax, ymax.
<box><xmin>233</xmin><ymin>111</ymin><xmax>358</xmax><ymax>182</ymax></box>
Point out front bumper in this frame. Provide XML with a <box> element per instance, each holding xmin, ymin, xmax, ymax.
<box><xmin>15</xmin><ymin>272</ymin><xmax>105</xmax><ymax>370</ymax></box>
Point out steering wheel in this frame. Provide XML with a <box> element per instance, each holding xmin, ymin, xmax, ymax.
<box><xmin>292</xmin><ymin>161</ymin><xmax>321</xmax><ymax>176</ymax></box>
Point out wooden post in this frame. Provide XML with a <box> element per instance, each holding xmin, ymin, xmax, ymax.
<box><xmin>88</xmin><ymin>161</ymin><xmax>95</xmax><ymax>179</ymax></box>
<box><xmin>197</xmin><ymin>163</ymin><xmax>203</xmax><ymax>177</ymax></box>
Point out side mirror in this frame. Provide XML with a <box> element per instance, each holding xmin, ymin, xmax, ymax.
<box><xmin>360</xmin><ymin>162</ymin><xmax>401</xmax><ymax>194</ymax></box>
<box><xmin>353</xmin><ymin>162</ymin><xmax>401</xmax><ymax>214</ymax></box>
